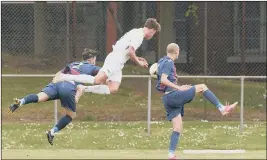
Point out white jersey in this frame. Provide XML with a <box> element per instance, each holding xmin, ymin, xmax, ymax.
<box><xmin>106</xmin><ymin>28</ymin><xmax>144</xmax><ymax>67</ymax></box>
<box><xmin>112</xmin><ymin>28</ymin><xmax>144</xmax><ymax>53</ymax></box>
<box><xmin>101</xmin><ymin>28</ymin><xmax>144</xmax><ymax>82</ymax></box>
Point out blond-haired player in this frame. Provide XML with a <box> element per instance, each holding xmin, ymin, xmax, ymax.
<box><xmin>154</xmin><ymin>43</ymin><xmax>238</xmax><ymax>159</ymax></box>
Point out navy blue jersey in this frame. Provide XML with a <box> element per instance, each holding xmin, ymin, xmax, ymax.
<box><xmin>61</xmin><ymin>61</ymin><xmax>100</xmax><ymax>85</ymax></box>
<box><xmin>156</xmin><ymin>56</ymin><xmax>177</xmax><ymax>93</ymax></box>
<box><xmin>62</xmin><ymin>61</ymin><xmax>100</xmax><ymax>76</ymax></box>
<box><xmin>42</xmin><ymin>61</ymin><xmax>100</xmax><ymax>108</ymax></box>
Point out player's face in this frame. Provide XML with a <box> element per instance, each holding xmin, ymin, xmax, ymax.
<box><xmin>88</xmin><ymin>57</ymin><xmax>96</xmax><ymax>65</ymax></box>
<box><xmin>145</xmin><ymin>29</ymin><xmax>156</xmax><ymax>40</ymax></box>
<box><xmin>175</xmin><ymin>48</ymin><xmax>180</xmax><ymax>59</ymax></box>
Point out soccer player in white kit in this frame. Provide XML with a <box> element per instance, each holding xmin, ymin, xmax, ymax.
<box><xmin>53</xmin><ymin>18</ymin><xmax>161</xmax><ymax>95</ymax></box>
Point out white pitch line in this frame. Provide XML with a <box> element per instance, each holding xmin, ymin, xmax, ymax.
<box><xmin>183</xmin><ymin>150</ymin><xmax>246</xmax><ymax>154</ymax></box>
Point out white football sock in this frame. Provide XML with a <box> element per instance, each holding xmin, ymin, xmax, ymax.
<box><xmin>218</xmin><ymin>105</ymin><xmax>225</xmax><ymax>112</ymax></box>
<box><xmin>84</xmin><ymin>85</ymin><xmax>111</xmax><ymax>95</ymax></box>
<box><xmin>19</xmin><ymin>99</ymin><xmax>25</xmax><ymax>106</ymax></box>
<box><xmin>61</xmin><ymin>74</ymin><xmax>95</xmax><ymax>84</ymax></box>
<box><xmin>50</xmin><ymin>129</ymin><xmax>56</xmax><ymax>136</ymax></box>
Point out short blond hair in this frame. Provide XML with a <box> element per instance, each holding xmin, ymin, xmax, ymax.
<box><xmin>166</xmin><ymin>43</ymin><xmax>179</xmax><ymax>54</ymax></box>
<box><xmin>144</xmin><ymin>18</ymin><xmax>161</xmax><ymax>32</ymax></box>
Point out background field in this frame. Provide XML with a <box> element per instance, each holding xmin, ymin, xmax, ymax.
<box><xmin>2</xmin><ymin>54</ymin><xmax>267</xmax><ymax>159</ymax></box>
<box><xmin>2</xmin><ymin>54</ymin><xmax>266</xmax><ymax>122</ymax></box>
<box><xmin>2</xmin><ymin>121</ymin><xmax>266</xmax><ymax>159</ymax></box>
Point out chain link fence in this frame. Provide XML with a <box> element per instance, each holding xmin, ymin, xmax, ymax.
<box><xmin>1</xmin><ymin>2</ymin><xmax>266</xmax><ymax>122</ymax></box>
<box><xmin>1</xmin><ymin>2</ymin><xmax>106</xmax><ymax>72</ymax></box>
<box><xmin>1</xmin><ymin>1</ymin><xmax>266</xmax><ymax>75</ymax></box>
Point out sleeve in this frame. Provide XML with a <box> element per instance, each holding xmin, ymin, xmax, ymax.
<box><xmin>161</xmin><ymin>61</ymin><xmax>173</xmax><ymax>76</ymax></box>
<box><xmin>60</xmin><ymin>65</ymin><xmax>71</xmax><ymax>74</ymax></box>
<box><xmin>129</xmin><ymin>32</ymin><xmax>143</xmax><ymax>51</ymax></box>
<box><xmin>91</xmin><ymin>66</ymin><xmax>101</xmax><ymax>76</ymax></box>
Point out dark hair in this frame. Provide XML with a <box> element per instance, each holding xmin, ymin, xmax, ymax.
<box><xmin>144</xmin><ymin>18</ymin><xmax>161</xmax><ymax>32</ymax></box>
<box><xmin>82</xmin><ymin>48</ymin><xmax>98</xmax><ymax>60</ymax></box>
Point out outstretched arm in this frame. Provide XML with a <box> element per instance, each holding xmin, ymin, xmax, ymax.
<box><xmin>128</xmin><ymin>46</ymin><xmax>148</xmax><ymax>68</ymax></box>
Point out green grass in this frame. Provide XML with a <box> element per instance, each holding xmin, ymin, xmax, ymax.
<box><xmin>2</xmin><ymin>52</ymin><xmax>266</xmax><ymax>122</ymax></box>
<box><xmin>2</xmin><ymin>121</ymin><xmax>266</xmax><ymax>150</ymax></box>
<box><xmin>2</xmin><ymin>77</ymin><xmax>266</xmax><ymax>121</ymax></box>
<box><xmin>2</xmin><ymin>53</ymin><xmax>266</xmax><ymax>159</ymax></box>
<box><xmin>2</xmin><ymin>149</ymin><xmax>266</xmax><ymax>159</ymax></box>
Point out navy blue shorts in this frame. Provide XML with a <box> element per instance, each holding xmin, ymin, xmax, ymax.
<box><xmin>41</xmin><ymin>81</ymin><xmax>76</xmax><ymax>112</ymax></box>
<box><xmin>162</xmin><ymin>86</ymin><xmax>196</xmax><ymax>121</ymax></box>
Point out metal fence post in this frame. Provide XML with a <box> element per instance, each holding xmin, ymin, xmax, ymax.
<box><xmin>66</xmin><ymin>2</ymin><xmax>70</xmax><ymax>63</ymax></box>
<box><xmin>203</xmin><ymin>2</ymin><xmax>208</xmax><ymax>120</ymax></box>
<box><xmin>147</xmin><ymin>76</ymin><xmax>152</xmax><ymax>135</ymax></box>
<box><xmin>54</xmin><ymin>100</ymin><xmax>58</xmax><ymax>125</ymax></box>
<box><xmin>240</xmin><ymin>76</ymin><xmax>244</xmax><ymax>132</ymax></box>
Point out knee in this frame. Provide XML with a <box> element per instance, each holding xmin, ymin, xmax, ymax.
<box><xmin>196</xmin><ymin>84</ymin><xmax>208</xmax><ymax>92</ymax></box>
<box><xmin>173</xmin><ymin>125</ymin><xmax>182</xmax><ymax>133</ymax></box>
<box><xmin>201</xmin><ymin>84</ymin><xmax>208</xmax><ymax>91</ymax></box>
<box><xmin>109</xmin><ymin>87</ymin><xmax>118</xmax><ymax>94</ymax></box>
<box><xmin>198</xmin><ymin>84</ymin><xmax>207</xmax><ymax>89</ymax></box>
<box><xmin>70</xmin><ymin>113</ymin><xmax>76</xmax><ymax>119</ymax></box>
<box><xmin>94</xmin><ymin>78</ymin><xmax>102</xmax><ymax>85</ymax></box>
<box><xmin>67</xmin><ymin>112</ymin><xmax>76</xmax><ymax>119</ymax></box>
<box><xmin>37</xmin><ymin>92</ymin><xmax>49</xmax><ymax>102</ymax></box>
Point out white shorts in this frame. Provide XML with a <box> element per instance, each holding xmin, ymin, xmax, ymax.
<box><xmin>100</xmin><ymin>67</ymin><xmax>122</xmax><ymax>83</ymax></box>
<box><xmin>99</xmin><ymin>54</ymin><xmax>122</xmax><ymax>83</ymax></box>
<box><xmin>100</xmin><ymin>51</ymin><xmax>129</xmax><ymax>83</ymax></box>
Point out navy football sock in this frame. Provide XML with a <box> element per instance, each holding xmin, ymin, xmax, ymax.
<box><xmin>203</xmin><ymin>90</ymin><xmax>223</xmax><ymax>108</ymax></box>
<box><xmin>169</xmin><ymin>131</ymin><xmax>180</xmax><ymax>155</ymax></box>
<box><xmin>52</xmin><ymin>115</ymin><xmax>72</xmax><ymax>134</ymax></box>
<box><xmin>20</xmin><ymin>94</ymin><xmax>39</xmax><ymax>106</ymax></box>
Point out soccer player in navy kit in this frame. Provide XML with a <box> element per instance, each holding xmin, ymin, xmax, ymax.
<box><xmin>155</xmin><ymin>43</ymin><xmax>238</xmax><ymax>159</ymax></box>
<box><xmin>9</xmin><ymin>48</ymin><xmax>100</xmax><ymax>145</ymax></box>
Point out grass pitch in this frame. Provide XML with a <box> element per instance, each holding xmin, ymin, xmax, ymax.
<box><xmin>2</xmin><ymin>149</ymin><xmax>266</xmax><ymax>159</ymax></box>
<box><xmin>2</xmin><ymin>121</ymin><xmax>266</xmax><ymax>159</ymax></box>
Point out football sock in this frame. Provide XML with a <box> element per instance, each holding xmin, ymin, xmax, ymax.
<box><xmin>84</xmin><ymin>85</ymin><xmax>111</xmax><ymax>94</ymax></box>
<box><xmin>20</xmin><ymin>94</ymin><xmax>39</xmax><ymax>106</ymax></box>
<box><xmin>61</xmin><ymin>74</ymin><xmax>95</xmax><ymax>84</ymax></box>
<box><xmin>203</xmin><ymin>89</ymin><xmax>224</xmax><ymax>111</ymax></box>
<box><xmin>169</xmin><ymin>131</ymin><xmax>180</xmax><ymax>157</ymax></box>
<box><xmin>51</xmin><ymin>115</ymin><xmax>72</xmax><ymax>136</ymax></box>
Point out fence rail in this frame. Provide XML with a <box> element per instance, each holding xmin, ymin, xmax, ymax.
<box><xmin>2</xmin><ymin>74</ymin><xmax>267</xmax><ymax>79</ymax></box>
<box><xmin>2</xmin><ymin>74</ymin><xmax>266</xmax><ymax>134</ymax></box>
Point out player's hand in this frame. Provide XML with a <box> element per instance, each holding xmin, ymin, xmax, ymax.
<box><xmin>138</xmin><ymin>60</ymin><xmax>148</xmax><ymax>68</ymax></box>
<box><xmin>182</xmin><ymin>84</ymin><xmax>192</xmax><ymax>89</ymax></box>
<box><xmin>138</xmin><ymin>57</ymin><xmax>148</xmax><ymax>66</ymax></box>
<box><xmin>177</xmin><ymin>85</ymin><xmax>192</xmax><ymax>91</ymax></box>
